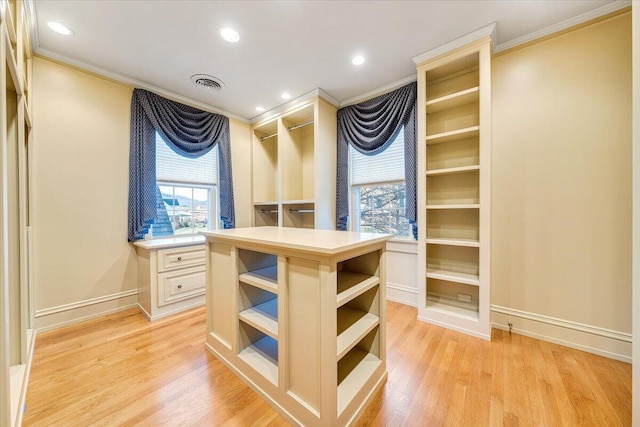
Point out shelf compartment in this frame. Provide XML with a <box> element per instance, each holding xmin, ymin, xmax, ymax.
<box><xmin>254</xmin><ymin>204</ymin><xmax>278</xmax><ymax>227</ymax></box>
<box><xmin>337</xmin><ymin>306</ymin><xmax>379</xmax><ymax>360</ymax></box>
<box><xmin>253</xmin><ymin>119</ymin><xmax>278</xmax><ymax>204</ymax></box>
<box><xmin>426</xmin><ymin>165</ymin><xmax>479</xmax><ymax>176</ymax></box>
<box><xmin>239</xmin><ymin>298</ymin><xmax>278</xmax><ymax>339</ymax></box>
<box><xmin>427</xmin><ymin>169</ymin><xmax>479</xmax><ymax>206</ymax></box>
<box><xmin>238</xmin><ymin>324</ymin><xmax>278</xmax><ymax>386</ymax></box>
<box><xmin>426</xmin><ymin>126</ymin><xmax>479</xmax><ymax>145</ymax></box>
<box><xmin>427</xmin><ymin>209</ymin><xmax>479</xmax><ymax>241</ymax></box>
<box><xmin>426</xmin><ymin>292</ymin><xmax>479</xmax><ymax>321</ymax></box>
<box><xmin>426</xmin><ymin>238</ymin><xmax>479</xmax><ymax>248</ymax></box>
<box><xmin>426</xmin><ymin>268</ymin><xmax>479</xmax><ymax>286</ymax></box>
<box><xmin>426</xmin><ymin>86</ymin><xmax>479</xmax><ymax>114</ymax></box>
<box><xmin>281</xmin><ymin>104</ymin><xmax>315</xmax><ymax>203</ymax></box>
<box><xmin>337</xmin><ymin>327</ymin><xmax>382</xmax><ymax>415</ymax></box>
<box><xmin>282</xmin><ymin>201</ymin><xmax>315</xmax><ymax>229</ymax></box>
<box><xmin>427</xmin><ymin>136</ymin><xmax>479</xmax><ymax>171</ymax></box>
<box><xmin>426</xmin><ymin>204</ymin><xmax>479</xmax><ymax>210</ymax></box>
<box><xmin>336</xmin><ymin>271</ymin><xmax>379</xmax><ymax>308</ymax></box>
<box><xmin>238</xmin><ymin>266</ymin><xmax>278</xmax><ymax>293</ymax></box>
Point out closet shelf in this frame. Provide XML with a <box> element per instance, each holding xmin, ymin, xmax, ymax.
<box><xmin>426</xmin><ymin>126</ymin><xmax>479</xmax><ymax>145</ymax></box>
<box><xmin>426</xmin><ymin>204</ymin><xmax>480</xmax><ymax>210</ymax></box>
<box><xmin>426</xmin><ymin>292</ymin><xmax>479</xmax><ymax>321</ymax></box>
<box><xmin>254</xmin><ymin>201</ymin><xmax>279</xmax><ymax>206</ymax></box>
<box><xmin>282</xmin><ymin>199</ymin><xmax>314</xmax><ymax>205</ymax></box>
<box><xmin>426</xmin><ymin>238</ymin><xmax>480</xmax><ymax>248</ymax></box>
<box><xmin>426</xmin><ymin>165</ymin><xmax>479</xmax><ymax>176</ymax></box>
<box><xmin>426</xmin><ymin>87</ymin><xmax>479</xmax><ymax>114</ymax></box>
<box><xmin>238</xmin><ymin>266</ymin><xmax>278</xmax><ymax>294</ymax></box>
<box><xmin>337</xmin><ymin>349</ymin><xmax>382</xmax><ymax>415</ymax></box>
<box><xmin>337</xmin><ymin>308</ymin><xmax>379</xmax><ymax>360</ymax></box>
<box><xmin>238</xmin><ymin>336</ymin><xmax>278</xmax><ymax>386</ymax></box>
<box><xmin>239</xmin><ymin>298</ymin><xmax>278</xmax><ymax>339</ymax></box>
<box><xmin>336</xmin><ymin>271</ymin><xmax>380</xmax><ymax>308</ymax></box>
<box><xmin>426</xmin><ymin>268</ymin><xmax>479</xmax><ymax>286</ymax></box>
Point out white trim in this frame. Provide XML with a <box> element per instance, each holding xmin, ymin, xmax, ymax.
<box><xmin>494</xmin><ymin>0</ymin><xmax>632</xmax><ymax>53</ymax></box>
<box><xmin>33</xmin><ymin>47</ymin><xmax>248</xmax><ymax>123</ymax></box>
<box><xmin>412</xmin><ymin>23</ymin><xmax>496</xmax><ymax>65</ymax></box>
<box><xmin>491</xmin><ymin>322</ymin><xmax>631</xmax><ymax>364</ymax></box>
<box><xmin>35</xmin><ymin>289</ymin><xmax>138</xmax><ymax>318</ymax></box>
<box><xmin>35</xmin><ymin>303</ymin><xmax>138</xmax><ymax>333</ymax></box>
<box><xmin>249</xmin><ymin>87</ymin><xmax>339</xmax><ymax>124</ymax></box>
<box><xmin>386</xmin><ymin>282</ymin><xmax>418</xmax><ymax>307</ymax></box>
<box><xmin>339</xmin><ymin>75</ymin><xmax>417</xmax><ymax>108</ymax></box>
<box><xmin>491</xmin><ymin>305</ymin><xmax>631</xmax><ymax>343</ymax></box>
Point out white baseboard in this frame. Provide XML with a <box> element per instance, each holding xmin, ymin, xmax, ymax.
<box><xmin>386</xmin><ymin>282</ymin><xmax>418</xmax><ymax>307</ymax></box>
<box><xmin>491</xmin><ymin>305</ymin><xmax>632</xmax><ymax>363</ymax></box>
<box><xmin>35</xmin><ymin>290</ymin><xmax>139</xmax><ymax>332</ymax></box>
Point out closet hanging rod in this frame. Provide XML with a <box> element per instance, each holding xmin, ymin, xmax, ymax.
<box><xmin>287</xmin><ymin>120</ymin><xmax>314</xmax><ymax>132</ymax></box>
<box><xmin>260</xmin><ymin>209</ymin><xmax>278</xmax><ymax>213</ymax></box>
<box><xmin>259</xmin><ymin>133</ymin><xmax>278</xmax><ymax>142</ymax></box>
<box><xmin>288</xmin><ymin>209</ymin><xmax>315</xmax><ymax>213</ymax></box>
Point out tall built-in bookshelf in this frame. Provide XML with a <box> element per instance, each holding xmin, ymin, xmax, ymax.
<box><xmin>414</xmin><ymin>27</ymin><xmax>493</xmax><ymax>340</ymax></box>
<box><xmin>251</xmin><ymin>93</ymin><xmax>337</xmax><ymax>230</ymax></box>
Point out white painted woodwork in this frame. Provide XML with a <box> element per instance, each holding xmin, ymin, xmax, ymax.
<box><xmin>203</xmin><ymin>227</ymin><xmax>391</xmax><ymax>426</ymax></box>
<box><xmin>251</xmin><ymin>97</ymin><xmax>336</xmax><ymax>230</ymax></box>
<box><xmin>133</xmin><ymin>239</ymin><xmax>206</xmax><ymax>321</ymax></box>
<box><xmin>416</xmin><ymin>34</ymin><xmax>492</xmax><ymax>340</ymax></box>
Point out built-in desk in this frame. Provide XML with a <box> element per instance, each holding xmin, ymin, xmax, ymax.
<box><xmin>201</xmin><ymin>227</ymin><xmax>392</xmax><ymax>426</ymax></box>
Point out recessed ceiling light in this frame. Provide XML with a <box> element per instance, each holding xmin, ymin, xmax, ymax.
<box><xmin>352</xmin><ymin>55</ymin><xmax>365</xmax><ymax>65</ymax></box>
<box><xmin>256</xmin><ymin>106</ymin><xmax>265</xmax><ymax>112</ymax></box>
<box><xmin>281</xmin><ymin>93</ymin><xmax>291</xmax><ymax>100</ymax></box>
<box><xmin>47</xmin><ymin>21</ymin><xmax>73</xmax><ymax>36</ymax></box>
<box><xmin>220</xmin><ymin>27</ymin><xmax>240</xmax><ymax>43</ymax></box>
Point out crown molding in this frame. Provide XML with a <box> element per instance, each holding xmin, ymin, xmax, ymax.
<box><xmin>412</xmin><ymin>22</ymin><xmax>496</xmax><ymax>65</ymax></box>
<box><xmin>494</xmin><ymin>0</ymin><xmax>631</xmax><ymax>53</ymax></box>
<box><xmin>33</xmin><ymin>47</ymin><xmax>249</xmax><ymax>123</ymax></box>
<box><xmin>339</xmin><ymin>74</ymin><xmax>417</xmax><ymax>108</ymax></box>
<box><xmin>248</xmin><ymin>87</ymin><xmax>339</xmax><ymax>124</ymax></box>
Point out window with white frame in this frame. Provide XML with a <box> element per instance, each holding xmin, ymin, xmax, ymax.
<box><xmin>350</xmin><ymin>128</ymin><xmax>411</xmax><ymax>237</ymax></box>
<box><xmin>152</xmin><ymin>133</ymin><xmax>218</xmax><ymax>237</ymax></box>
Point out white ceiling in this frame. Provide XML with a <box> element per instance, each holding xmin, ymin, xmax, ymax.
<box><xmin>32</xmin><ymin>0</ymin><xmax>625</xmax><ymax>121</ymax></box>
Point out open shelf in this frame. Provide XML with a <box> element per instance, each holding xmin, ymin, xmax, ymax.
<box><xmin>239</xmin><ymin>298</ymin><xmax>278</xmax><ymax>339</ymax></box>
<box><xmin>337</xmin><ymin>348</ymin><xmax>382</xmax><ymax>415</ymax></box>
<box><xmin>426</xmin><ymin>204</ymin><xmax>480</xmax><ymax>210</ymax></box>
<box><xmin>426</xmin><ymin>126</ymin><xmax>479</xmax><ymax>145</ymax></box>
<box><xmin>426</xmin><ymin>86</ymin><xmax>479</xmax><ymax>114</ymax></box>
<box><xmin>426</xmin><ymin>268</ymin><xmax>479</xmax><ymax>286</ymax></box>
<box><xmin>337</xmin><ymin>307</ymin><xmax>379</xmax><ymax>360</ymax></box>
<box><xmin>426</xmin><ymin>238</ymin><xmax>479</xmax><ymax>248</ymax></box>
<box><xmin>238</xmin><ymin>266</ymin><xmax>278</xmax><ymax>294</ymax></box>
<box><xmin>426</xmin><ymin>292</ymin><xmax>479</xmax><ymax>321</ymax></box>
<box><xmin>336</xmin><ymin>271</ymin><xmax>379</xmax><ymax>308</ymax></box>
<box><xmin>282</xmin><ymin>201</ymin><xmax>315</xmax><ymax>229</ymax></box>
<box><xmin>426</xmin><ymin>165</ymin><xmax>479</xmax><ymax>176</ymax></box>
<box><xmin>238</xmin><ymin>334</ymin><xmax>279</xmax><ymax>386</ymax></box>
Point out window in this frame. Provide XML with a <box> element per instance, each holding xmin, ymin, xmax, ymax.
<box><xmin>350</xmin><ymin>128</ymin><xmax>411</xmax><ymax>237</ymax></box>
<box><xmin>152</xmin><ymin>134</ymin><xmax>218</xmax><ymax>237</ymax></box>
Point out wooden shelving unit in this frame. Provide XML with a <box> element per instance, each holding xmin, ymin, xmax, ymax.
<box><xmin>1</xmin><ymin>1</ymin><xmax>36</xmax><ymax>425</ymax></box>
<box><xmin>204</xmin><ymin>227</ymin><xmax>391</xmax><ymax>426</ymax></box>
<box><xmin>415</xmin><ymin>31</ymin><xmax>492</xmax><ymax>340</ymax></box>
<box><xmin>251</xmin><ymin>95</ymin><xmax>337</xmax><ymax>230</ymax></box>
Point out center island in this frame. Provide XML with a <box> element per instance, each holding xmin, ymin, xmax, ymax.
<box><xmin>201</xmin><ymin>226</ymin><xmax>393</xmax><ymax>426</ymax></box>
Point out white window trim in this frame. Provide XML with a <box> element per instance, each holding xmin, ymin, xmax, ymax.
<box><xmin>155</xmin><ymin>181</ymin><xmax>219</xmax><ymax>237</ymax></box>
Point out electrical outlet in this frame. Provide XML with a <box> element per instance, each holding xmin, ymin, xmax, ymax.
<box><xmin>457</xmin><ymin>293</ymin><xmax>472</xmax><ymax>303</ymax></box>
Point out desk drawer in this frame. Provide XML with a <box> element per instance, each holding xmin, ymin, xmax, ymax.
<box><xmin>158</xmin><ymin>245</ymin><xmax>205</xmax><ymax>272</ymax></box>
<box><xmin>157</xmin><ymin>266</ymin><xmax>206</xmax><ymax>306</ymax></box>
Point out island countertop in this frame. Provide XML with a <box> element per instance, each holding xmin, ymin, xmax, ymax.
<box><xmin>200</xmin><ymin>226</ymin><xmax>392</xmax><ymax>256</ymax></box>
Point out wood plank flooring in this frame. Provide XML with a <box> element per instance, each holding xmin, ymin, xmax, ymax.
<box><xmin>23</xmin><ymin>302</ymin><xmax>631</xmax><ymax>426</ymax></box>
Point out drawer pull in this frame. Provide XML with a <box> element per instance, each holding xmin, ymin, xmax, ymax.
<box><xmin>177</xmin><ymin>256</ymin><xmax>182</xmax><ymax>261</ymax></box>
<box><xmin>177</xmin><ymin>284</ymin><xmax>183</xmax><ymax>289</ymax></box>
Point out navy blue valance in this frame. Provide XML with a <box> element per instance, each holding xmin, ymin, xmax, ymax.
<box><xmin>128</xmin><ymin>89</ymin><xmax>235</xmax><ymax>241</ymax></box>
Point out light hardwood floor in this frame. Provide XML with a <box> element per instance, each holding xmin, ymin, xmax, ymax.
<box><xmin>23</xmin><ymin>302</ymin><xmax>631</xmax><ymax>426</ymax></box>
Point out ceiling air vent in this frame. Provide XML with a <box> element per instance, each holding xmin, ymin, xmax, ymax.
<box><xmin>190</xmin><ymin>74</ymin><xmax>224</xmax><ymax>91</ymax></box>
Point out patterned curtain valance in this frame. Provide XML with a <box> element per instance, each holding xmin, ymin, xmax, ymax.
<box><xmin>336</xmin><ymin>82</ymin><xmax>417</xmax><ymax>237</ymax></box>
<box><xmin>128</xmin><ymin>89</ymin><xmax>235</xmax><ymax>241</ymax></box>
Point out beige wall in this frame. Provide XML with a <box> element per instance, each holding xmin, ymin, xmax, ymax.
<box><xmin>631</xmin><ymin>3</ymin><xmax>638</xmax><ymax>423</ymax></box>
<box><xmin>32</xmin><ymin>58</ymin><xmax>252</xmax><ymax>328</ymax></box>
<box><xmin>491</xmin><ymin>13</ymin><xmax>632</xmax><ymax>341</ymax></box>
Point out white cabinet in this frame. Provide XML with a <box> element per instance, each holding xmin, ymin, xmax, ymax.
<box><xmin>203</xmin><ymin>227</ymin><xmax>391</xmax><ymax>426</ymax></box>
<box><xmin>134</xmin><ymin>236</ymin><xmax>206</xmax><ymax>320</ymax></box>
<box><xmin>414</xmin><ymin>28</ymin><xmax>493</xmax><ymax>340</ymax></box>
